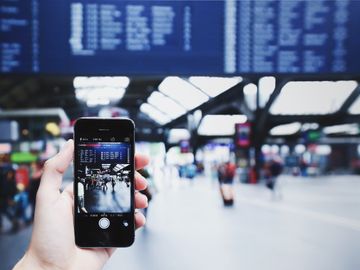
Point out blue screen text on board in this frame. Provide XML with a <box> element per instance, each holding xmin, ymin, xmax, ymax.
<box><xmin>1</xmin><ymin>0</ymin><xmax>360</xmax><ymax>76</ymax></box>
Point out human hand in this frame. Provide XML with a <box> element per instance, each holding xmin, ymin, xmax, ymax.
<box><xmin>14</xmin><ymin>140</ymin><xmax>149</xmax><ymax>270</ymax></box>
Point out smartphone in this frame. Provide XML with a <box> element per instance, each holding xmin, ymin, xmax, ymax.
<box><xmin>74</xmin><ymin>117</ymin><xmax>135</xmax><ymax>247</ymax></box>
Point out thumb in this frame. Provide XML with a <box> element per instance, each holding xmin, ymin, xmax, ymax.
<box><xmin>38</xmin><ymin>140</ymin><xmax>74</xmax><ymax>198</ymax></box>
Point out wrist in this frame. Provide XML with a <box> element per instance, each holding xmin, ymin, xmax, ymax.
<box><xmin>13</xmin><ymin>251</ymin><xmax>49</xmax><ymax>270</ymax></box>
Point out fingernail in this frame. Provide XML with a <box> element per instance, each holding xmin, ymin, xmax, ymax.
<box><xmin>62</xmin><ymin>139</ymin><xmax>73</xmax><ymax>150</ymax></box>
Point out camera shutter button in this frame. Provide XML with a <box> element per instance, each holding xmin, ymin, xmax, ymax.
<box><xmin>98</xmin><ymin>218</ymin><xmax>110</xmax><ymax>229</ymax></box>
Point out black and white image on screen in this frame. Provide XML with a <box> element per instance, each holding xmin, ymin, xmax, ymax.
<box><xmin>76</xmin><ymin>142</ymin><xmax>131</xmax><ymax>214</ymax></box>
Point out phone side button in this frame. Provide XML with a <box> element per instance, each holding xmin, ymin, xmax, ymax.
<box><xmin>98</xmin><ymin>218</ymin><xmax>110</xmax><ymax>229</ymax></box>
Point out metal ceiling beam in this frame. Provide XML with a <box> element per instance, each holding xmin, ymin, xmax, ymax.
<box><xmin>255</xmin><ymin>79</ymin><xmax>290</xmax><ymax>134</ymax></box>
<box><xmin>0</xmin><ymin>108</ymin><xmax>70</xmax><ymax>125</ymax></box>
<box><xmin>337</xmin><ymin>83</ymin><xmax>360</xmax><ymax>114</ymax></box>
<box><xmin>269</xmin><ymin>114</ymin><xmax>360</xmax><ymax>127</ymax></box>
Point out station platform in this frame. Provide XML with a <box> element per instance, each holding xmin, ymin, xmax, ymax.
<box><xmin>1</xmin><ymin>175</ymin><xmax>360</xmax><ymax>270</ymax></box>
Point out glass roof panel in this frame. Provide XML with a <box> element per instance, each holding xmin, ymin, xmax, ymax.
<box><xmin>140</xmin><ymin>103</ymin><xmax>172</xmax><ymax>125</ymax></box>
<box><xmin>188</xmin><ymin>76</ymin><xmax>242</xmax><ymax>97</ymax></box>
<box><xmin>270</xmin><ymin>81</ymin><xmax>357</xmax><ymax>115</ymax></box>
<box><xmin>198</xmin><ymin>114</ymin><xmax>247</xmax><ymax>136</ymax></box>
<box><xmin>147</xmin><ymin>91</ymin><xmax>187</xmax><ymax>119</ymax></box>
<box><xmin>348</xmin><ymin>95</ymin><xmax>360</xmax><ymax>115</ymax></box>
<box><xmin>158</xmin><ymin>76</ymin><xmax>210</xmax><ymax>110</ymax></box>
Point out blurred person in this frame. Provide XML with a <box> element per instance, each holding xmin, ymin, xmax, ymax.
<box><xmin>218</xmin><ymin>162</ymin><xmax>236</xmax><ymax>206</ymax></box>
<box><xmin>265</xmin><ymin>157</ymin><xmax>283</xmax><ymax>199</ymax></box>
<box><xmin>299</xmin><ymin>158</ymin><xmax>308</xmax><ymax>176</ymax></box>
<box><xmin>187</xmin><ymin>163</ymin><xmax>197</xmax><ymax>180</ymax></box>
<box><xmin>14</xmin><ymin>183</ymin><xmax>32</xmax><ymax>226</ymax></box>
<box><xmin>0</xmin><ymin>168</ymin><xmax>19</xmax><ymax>233</ymax></box>
<box><xmin>29</xmin><ymin>162</ymin><xmax>43</xmax><ymax>219</ymax></box>
<box><xmin>13</xmin><ymin>140</ymin><xmax>149</xmax><ymax>270</ymax></box>
<box><xmin>217</xmin><ymin>163</ymin><xmax>226</xmax><ymax>185</ymax></box>
<box><xmin>224</xmin><ymin>161</ymin><xmax>236</xmax><ymax>185</ymax></box>
<box><xmin>77</xmin><ymin>178</ymin><xmax>87</xmax><ymax>213</ymax></box>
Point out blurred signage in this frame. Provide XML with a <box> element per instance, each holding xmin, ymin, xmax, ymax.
<box><xmin>0</xmin><ymin>143</ymin><xmax>12</xmax><ymax>154</ymax></box>
<box><xmin>180</xmin><ymin>140</ymin><xmax>190</xmax><ymax>153</ymax></box>
<box><xmin>11</xmin><ymin>152</ymin><xmax>38</xmax><ymax>163</ymax></box>
<box><xmin>303</xmin><ymin>130</ymin><xmax>322</xmax><ymax>143</ymax></box>
<box><xmin>235</xmin><ymin>123</ymin><xmax>251</xmax><ymax>148</ymax></box>
<box><xmin>0</xmin><ymin>121</ymin><xmax>19</xmax><ymax>141</ymax></box>
<box><xmin>15</xmin><ymin>166</ymin><xmax>30</xmax><ymax>187</ymax></box>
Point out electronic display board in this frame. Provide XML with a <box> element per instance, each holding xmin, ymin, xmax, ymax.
<box><xmin>1</xmin><ymin>0</ymin><xmax>360</xmax><ymax>75</ymax></box>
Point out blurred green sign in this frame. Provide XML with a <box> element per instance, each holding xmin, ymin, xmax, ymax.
<box><xmin>11</xmin><ymin>152</ymin><xmax>38</xmax><ymax>163</ymax></box>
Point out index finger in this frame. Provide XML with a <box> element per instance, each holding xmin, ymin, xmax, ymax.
<box><xmin>135</xmin><ymin>154</ymin><xmax>149</xmax><ymax>170</ymax></box>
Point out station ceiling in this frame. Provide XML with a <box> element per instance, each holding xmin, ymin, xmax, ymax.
<box><xmin>0</xmin><ymin>76</ymin><xmax>359</xmax><ymax>142</ymax></box>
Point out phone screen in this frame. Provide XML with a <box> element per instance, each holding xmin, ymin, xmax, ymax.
<box><xmin>76</xmin><ymin>140</ymin><xmax>131</xmax><ymax>215</ymax></box>
<box><xmin>74</xmin><ymin>118</ymin><xmax>135</xmax><ymax>247</ymax></box>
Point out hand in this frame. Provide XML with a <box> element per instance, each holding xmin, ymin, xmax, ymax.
<box><xmin>14</xmin><ymin>140</ymin><xmax>149</xmax><ymax>270</ymax></box>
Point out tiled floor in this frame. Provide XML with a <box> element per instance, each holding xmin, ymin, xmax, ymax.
<box><xmin>1</xmin><ymin>175</ymin><xmax>360</xmax><ymax>270</ymax></box>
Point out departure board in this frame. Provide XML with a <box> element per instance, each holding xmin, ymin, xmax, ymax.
<box><xmin>1</xmin><ymin>0</ymin><xmax>360</xmax><ymax>75</ymax></box>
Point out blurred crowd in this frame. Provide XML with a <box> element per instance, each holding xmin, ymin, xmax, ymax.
<box><xmin>0</xmin><ymin>161</ymin><xmax>43</xmax><ymax>233</ymax></box>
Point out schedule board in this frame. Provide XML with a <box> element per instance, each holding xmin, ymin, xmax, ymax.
<box><xmin>1</xmin><ymin>0</ymin><xmax>359</xmax><ymax>75</ymax></box>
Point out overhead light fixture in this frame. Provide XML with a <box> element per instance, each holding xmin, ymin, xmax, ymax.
<box><xmin>270</xmin><ymin>122</ymin><xmax>302</xmax><ymax>136</ymax></box>
<box><xmin>188</xmin><ymin>76</ymin><xmax>242</xmax><ymax>97</ymax></box>
<box><xmin>74</xmin><ymin>76</ymin><xmax>129</xmax><ymax>107</ymax></box>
